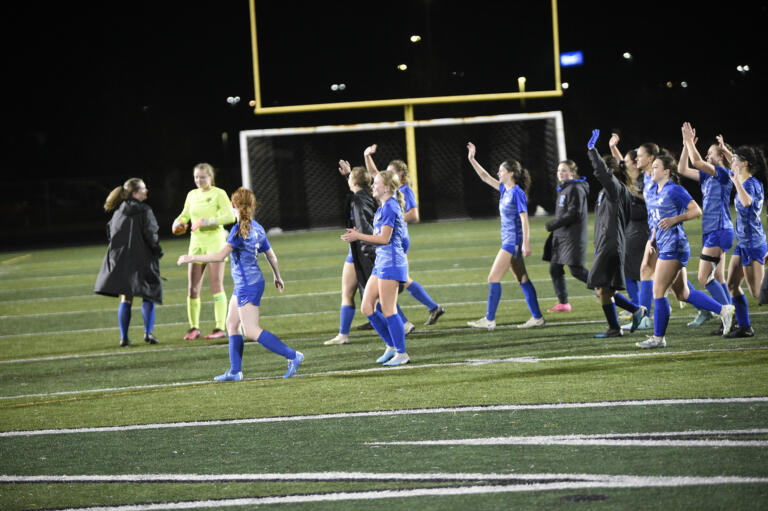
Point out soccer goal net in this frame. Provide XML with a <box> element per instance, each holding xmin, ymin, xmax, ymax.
<box><xmin>239</xmin><ymin>111</ymin><xmax>566</xmax><ymax>231</ymax></box>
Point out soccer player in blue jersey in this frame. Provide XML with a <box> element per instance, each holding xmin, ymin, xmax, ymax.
<box><xmin>680</xmin><ymin>123</ymin><xmax>735</xmax><ymax>330</ymax></box>
<box><xmin>364</xmin><ymin>145</ymin><xmax>446</xmax><ymax>330</ymax></box>
<box><xmin>465</xmin><ymin>142</ymin><xmax>545</xmax><ymax>330</ymax></box>
<box><xmin>723</xmin><ymin>145</ymin><xmax>768</xmax><ymax>338</ymax></box>
<box><xmin>342</xmin><ymin>170</ymin><xmax>412</xmax><ymax>366</ymax></box>
<box><xmin>177</xmin><ymin>187</ymin><xmax>304</xmax><ymax>380</ymax></box>
<box><xmin>635</xmin><ymin>154</ymin><xmax>735</xmax><ymax>348</ymax></box>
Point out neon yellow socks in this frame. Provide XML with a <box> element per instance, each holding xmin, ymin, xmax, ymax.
<box><xmin>213</xmin><ymin>292</ymin><xmax>228</xmax><ymax>331</ymax></box>
<box><xmin>187</xmin><ymin>296</ymin><xmax>201</xmax><ymax>329</ymax></box>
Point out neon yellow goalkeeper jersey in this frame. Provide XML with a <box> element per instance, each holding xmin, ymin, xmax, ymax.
<box><xmin>175</xmin><ymin>186</ymin><xmax>236</xmax><ymax>241</ymax></box>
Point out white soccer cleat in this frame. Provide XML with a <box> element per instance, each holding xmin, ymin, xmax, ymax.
<box><xmin>635</xmin><ymin>335</ymin><xmax>666</xmax><ymax>349</ymax></box>
<box><xmin>719</xmin><ymin>304</ymin><xmax>735</xmax><ymax>334</ymax></box>
<box><xmin>383</xmin><ymin>352</ymin><xmax>410</xmax><ymax>366</ymax></box>
<box><xmin>517</xmin><ymin>316</ymin><xmax>545</xmax><ymax>329</ymax></box>
<box><xmin>403</xmin><ymin>321</ymin><xmax>416</xmax><ymax>336</ymax></box>
<box><xmin>324</xmin><ymin>334</ymin><xmax>350</xmax><ymax>345</ymax></box>
<box><xmin>467</xmin><ymin>317</ymin><xmax>496</xmax><ymax>330</ymax></box>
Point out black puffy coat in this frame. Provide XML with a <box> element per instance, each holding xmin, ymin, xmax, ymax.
<box><xmin>586</xmin><ymin>148</ymin><xmax>632</xmax><ymax>291</ymax></box>
<box><xmin>545</xmin><ymin>177</ymin><xmax>589</xmax><ymax>266</ymax></box>
<box><xmin>345</xmin><ymin>189</ymin><xmax>377</xmax><ymax>297</ymax></box>
<box><xmin>94</xmin><ymin>199</ymin><xmax>163</xmax><ymax>304</ymax></box>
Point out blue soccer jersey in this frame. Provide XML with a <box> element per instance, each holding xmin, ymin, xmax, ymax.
<box><xmin>734</xmin><ymin>176</ymin><xmax>767</xmax><ymax>248</ymax></box>
<box><xmin>699</xmin><ymin>166</ymin><xmax>734</xmax><ymax>234</ymax></box>
<box><xmin>646</xmin><ymin>181</ymin><xmax>693</xmax><ymax>254</ymax></box>
<box><xmin>227</xmin><ymin>220</ymin><xmax>271</xmax><ymax>292</ymax></box>
<box><xmin>373</xmin><ymin>197</ymin><xmax>408</xmax><ymax>272</ymax></box>
<box><xmin>499</xmin><ymin>184</ymin><xmax>527</xmax><ymax>248</ymax></box>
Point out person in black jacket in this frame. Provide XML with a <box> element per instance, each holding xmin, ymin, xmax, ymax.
<box><xmin>94</xmin><ymin>178</ymin><xmax>163</xmax><ymax>347</ymax></box>
<box><xmin>544</xmin><ymin>160</ymin><xmax>589</xmax><ymax>312</ymax></box>
<box><xmin>325</xmin><ymin>162</ymin><xmax>378</xmax><ymax>345</ymax></box>
<box><xmin>586</xmin><ymin>130</ymin><xmax>647</xmax><ymax>338</ymax></box>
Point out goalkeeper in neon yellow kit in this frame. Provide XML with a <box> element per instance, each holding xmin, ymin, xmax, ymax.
<box><xmin>173</xmin><ymin>163</ymin><xmax>236</xmax><ymax>340</ymax></box>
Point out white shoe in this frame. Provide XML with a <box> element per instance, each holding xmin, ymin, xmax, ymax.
<box><xmin>636</xmin><ymin>335</ymin><xmax>666</xmax><ymax>349</ymax></box>
<box><xmin>383</xmin><ymin>352</ymin><xmax>410</xmax><ymax>366</ymax></box>
<box><xmin>404</xmin><ymin>321</ymin><xmax>416</xmax><ymax>336</ymax></box>
<box><xmin>324</xmin><ymin>334</ymin><xmax>350</xmax><ymax>345</ymax></box>
<box><xmin>719</xmin><ymin>304</ymin><xmax>735</xmax><ymax>334</ymax></box>
<box><xmin>468</xmin><ymin>317</ymin><xmax>496</xmax><ymax>330</ymax></box>
<box><xmin>517</xmin><ymin>316</ymin><xmax>545</xmax><ymax>329</ymax></box>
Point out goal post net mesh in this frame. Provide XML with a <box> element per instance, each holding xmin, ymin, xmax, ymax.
<box><xmin>240</xmin><ymin>111</ymin><xmax>565</xmax><ymax>231</ymax></box>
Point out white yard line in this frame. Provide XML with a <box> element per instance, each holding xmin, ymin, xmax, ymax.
<box><xmin>1</xmin><ymin>396</ymin><xmax>766</xmax><ymax>437</ymax></box>
<box><xmin>367</xmin><ymin>428</ymin><xmax>768</xmax><ymax>447</ymax></box>
<box><xmin>19</xmin><ymin>474</ymin><xmax>768</xmax><ymax>510</ymax></box>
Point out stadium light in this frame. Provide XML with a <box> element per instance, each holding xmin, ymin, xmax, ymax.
<box><xmin>623</xmin><ymin>52</ymin><xmax>633</xmax><ymax>60</ymax></box>
<box><xmin>397</xmin><ymin>64</ymin><xmax>408</xmax><ymax>71</ymax></box>
<box><xmin>561</xmin><ymin>82</ymin><xmax>569</xmax><ymax>90</ymax></box>
<box><xmin>410</xmin><ymin>35</ymin><xmax>421</xmax><ymax>43</ymax></box>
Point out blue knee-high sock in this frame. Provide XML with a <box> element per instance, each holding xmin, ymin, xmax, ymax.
<box><xmin>721</xmin><ymin>282</ymin><xmax>731</xmax><ymax>304</ymax></box>
<box><xmin>486</xmin><ymin>282</ymin><xmax>502</xmax><ymax>320</ymax></box>
<box><xmin>255</xmin><ymin>330</ymin><xmax>296</xmax><ymax>360</ymax></box>
<box><xmin>654</xmin><ymin>297</ymin><xmax>670</xmax><ymax>337</ymax></box>
<box><xmin>732</xmin><ymin>293</ymin><xmax>751</xmax><ymax>327</ymax></box>
<box><xmin>407</xmin><ymin>281</ymin><xmax>438</xmax><ymax>311</ymax></box>
<box><xmin>602</xmin><ymin>303</ymin><xmax>620</xmax><ymax>330</ymax></box>
<box><xmin>228</xmin><ymin>334</ymin><xmax>245</xmax><ymax>373</ymax></box>
<box><xmin>706</xmin><ymin>281</ymin><xmax>730</xmax><ymax>306</ymax></box>
<box><xmin>686</xmin><ymin>288</ymin><xmax>722</xmax><ymax>314</ymax></box>
<box><xmin>385</xmin><ymin>314</ymin><xmax>406</xmax><ymax>353</ymax></box>
<box><xmin>613</xmin><ymin>293</ymin><xmax>639</xmax><ymax>312</ymax></box>
<box><xmin>640</xmin><ymin>280</ymin><xmax>654</xmax><ymax>317</ymax></box>
<box><xmin>141</xmin><ymin>301</ymin><xmax>155</xmax><ymax>334</ymax></box>
<box><xmin>625</xmin><ymin>278</ymin><xmax>639</xmax><ymax>305</ymax></box>
<box><xmin>339</xmin><ymin>305</ymin><xmax>355</xmax><ymax>335</ymax></box>
<box><xmin>520</xmin><ymin>280</ymin><xmax>542</xmax><ymax>319</ymax></box>
<box><xmin>367</xmin><ymin>312</ymin><xmax>394</xmax><ymax>347</ymax></box>
<box><xmin>118</xmin><ymin>302</ymin><xmax>131</xmax><ymax>340</ymax></box>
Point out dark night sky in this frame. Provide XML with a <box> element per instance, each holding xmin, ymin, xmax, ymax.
<box><xmin>4</xmin><ymin>0</ymin><xmax>768</xmax><ymax>245</ymax></box>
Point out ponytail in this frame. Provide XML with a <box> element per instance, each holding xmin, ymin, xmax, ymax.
<box><xmin>104</xmin><ymin>178</ymin><xmax>144</xmax><ymax>212</ymax></box>
<box><xmin>231</xmin><ymin>187</ymin><xmax>257</xmax><ymax>239</ymax></box>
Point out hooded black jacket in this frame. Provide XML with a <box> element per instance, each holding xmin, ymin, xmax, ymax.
<box><xmin>94</xmin><ymin>198</ymin><xmax>163</xmax><ymax>303</ymax></box>
<box><xmin>545</xmin><ymin>177</ymin><xmax>589</xmax><ymax>266</ymax></box>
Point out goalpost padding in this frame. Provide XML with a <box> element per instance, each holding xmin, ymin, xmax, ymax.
<box><xmin>240</xmin><ymin>111</ymin><xmax>566</xmax><ymax>231</ymax></box>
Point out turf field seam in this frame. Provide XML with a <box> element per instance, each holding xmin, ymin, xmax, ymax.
<box><xmin>2</xmin><ymin>397</ymin><xmax>766</xmax><ymax>436</ymax></box>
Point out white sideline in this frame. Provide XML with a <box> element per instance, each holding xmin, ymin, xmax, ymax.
<box><xmin>1</xmin><ymin>396</ymin><xmax>766</xmax><ymax>437</ymax></box>
<box><xmin>25</xmin><ymin>474</ymin><xmax>768</xmax><ymax>511</ymax></box>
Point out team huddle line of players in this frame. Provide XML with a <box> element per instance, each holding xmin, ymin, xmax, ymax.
<box><xmin>94</xmin><ymin>124</ymin><xmax>767</xmax><ymax>379</ymax></box>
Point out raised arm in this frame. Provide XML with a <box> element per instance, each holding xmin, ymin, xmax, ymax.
<box><xmin>466</xmin><ymin>142</ymin><xmax>500</xmax><ymax>189</ymax></box>
<box><xmin>263</xmin><ymin>248</ymin><xmax>285</xmax><ymax>293</ymax></box>
<box><xmin>363</xmin><ymin>144</ymin><xmax>380</xmax><ymax>178</ymax></box>
<box><xmin>587</xmin><ymin>130</ymin><xmax>621</xmax><ymax>200</ymax></box>
<box><xmin>677</xmin><ymin>142</ymin><xmax>701</xmax><ymax>182</ymax></box>
<box><xmin>339</xmin><ymin>159</ymin><xmax>352</xmax><ymax>177</ymax></box>
<box><xmin>717</xmin><ymin>134</ymin><xmax>733</xmax><ymax>165</ymax></box>
<box><xmin>682</xmin><ymin>122</ymin><xmax>716</xmax><ymax>177</ymax></box>
<box><xmin>608</xmin><ymin>133</ymin><xmax>624</xmax><ymax>161</ymax></box>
